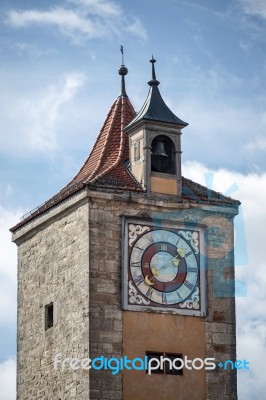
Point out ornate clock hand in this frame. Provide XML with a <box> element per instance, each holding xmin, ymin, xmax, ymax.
<box><xmin>144</xmin><ymin>267</ymin><xmax>158</xmax><ymax>286</ymax></box>
<box><xmin>171</xmin><ymin>257</ymin><xmax>180</xmax><ymax>266</ymax></box>
<box><xmin>177</xmin><ymin>248</ymin><xmax>186</xmax><ymax>258</ymax></box>
<box><xmin>157</xmin><ymin>250</ymin><xmax>182</xmax><ymax>271</ymax></box>
<box><xmin>144</xmin><ymin>265</ymin><xmax>164</xmax><ymax>286</ymax></box>
<box><xmin>167</xmin><ymin>248</ymin><xmax>185</xmax><ymax>267</ymax></box>
<box><xmin>152</xmin><ymin>255</ymin><xmax>179</xmax><ymax>274</ymax></box>
<box><xmin>144</xmin><ymin>275</ymin><xmax>155</xmax><ymax>286</ymax></box>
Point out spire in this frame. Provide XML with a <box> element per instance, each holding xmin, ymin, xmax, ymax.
<box><xmin>125</xmin><ymin>56</ymin><xmax>188</xmax><ymax>129</ymax></box>
<box><xmin>148</xmin><ymin>55</ymin><xmax>160</xmax><ymax>87</ymax></box>
<box><xmin>65</xmin><ymin>76</ymin><xmax>138</xmax><ymax>188</ymax></box>
<box><xmin>118</xmin><ymin>45</ymin><xmax>128</xmax><ymax>98</ymax></box>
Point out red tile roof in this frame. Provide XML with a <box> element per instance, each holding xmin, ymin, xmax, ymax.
<box><xmin>182</xmin><ymin>177</ymin><xmax>240</xmax><ymax>206</ymax></box>
<box><xmin>67</xmin><ymin>95</ymin><xmax>142</xmax><ymax>190</ymax></box>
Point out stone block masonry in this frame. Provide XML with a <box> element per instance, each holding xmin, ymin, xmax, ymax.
<box><xmin>15</xmin><ymin>198</ymin><xmax>90</xmax><ymax>400</ymax></box>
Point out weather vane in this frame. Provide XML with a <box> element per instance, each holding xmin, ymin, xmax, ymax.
<box><xmin>120</xmin><ymin>45</ymin><xmax>124</xmax><ymax>65</ymax></box>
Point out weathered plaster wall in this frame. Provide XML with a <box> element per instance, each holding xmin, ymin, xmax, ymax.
<box><xmin>88</xmin><ymin>193</ymin><xmax>237</xmax><ymax>400</ymax></box>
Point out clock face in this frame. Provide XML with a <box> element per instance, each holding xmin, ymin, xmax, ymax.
<box><xmin>123</xmin><ymin>221</ymin><xmax>204</xmax><ymax>314</ymax></box>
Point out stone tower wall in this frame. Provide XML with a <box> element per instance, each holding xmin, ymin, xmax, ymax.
<box><xmin>16</xmin><ymin>196</ymin><xmax>90</xmax><ymax>400</ymax></box>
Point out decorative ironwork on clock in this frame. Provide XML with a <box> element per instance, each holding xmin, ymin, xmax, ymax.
<box><xmin>123</xmin><ymin>220</ymin><xmax>205</xmax><ymax>316</ymax></box>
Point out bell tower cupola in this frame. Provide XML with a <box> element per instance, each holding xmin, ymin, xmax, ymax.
<box><xmin>124</xmin><ymin>56</ymin><xmax>188</xmax><ymax>197</ymax></box>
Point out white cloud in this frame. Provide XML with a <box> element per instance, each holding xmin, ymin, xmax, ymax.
<box><xmin>6</xmin><ymin>1</ymin><xmax>147</xmax><ymax>44</ymax></box>
<box><xmin>239</xmin><ymin>0</ymin><xmax>266</xmax><ymax>19</ymax></box>
<box><xmin>240</xmin><ymin>40</ymin><xmax>252</xmax><ymax>53</ymax></box>
<box><xmin>170</xmin><ymin>93</ymin><xmax>266</xmax><ymax>173</ymax></box>
<box><xmin>14</xmin><ymin>42</ymin><xmax>57</xmax><ymax>58</ymax></box>
<box><xmin>7</xmin><ymin>7</ymin><xmax>106</xmax><ymax>42</ymax></box>
<box><xmin>69</xmin><ymin>0</ymin><xmax>121</xmax><ymax>17</ymax></box>
<box><xmin>0</xmin><ymin>206</ymin><xmax>23</xmax><ymax>324</ymax></box>
<box><xmin>0</xmin><ymin>72</ymin><xmax>86</xmax><ymax>154</ymax></box>
<box><xmin>0</xmin><ymin>184</ymin><xmax>13</xmax><ymax>204</ymax></box>
<box><xmin>183</xmin><ymin>161</ymin><xmax>266</xmax><ymax>399</ymax></box>
<box><xmin>179</xmin><ymin>97</ymin><xmax>251</xmax><ymax>141</ymax></box>
<box><xmin>25</xmin><ymin>73</ymin><xmax>86</xmax><ymax>151</ymax></box>
<box><xmin>0</xmin><ymin>358</ymin><xmax>16</xmax><ymax>400</ymax></box>
<box><xmin>125</xmin><ymin>17</ymin><xmax>148</xmax><ymax>41</ymax></box>
<box><xmin>0</xmin><ymin>205</ymin><xmax>20</xmax><ymax>400</ymax></box>
<box><xmin>237</xmin><ymin>325</ymin><xmax>265</xmax><ymax>400</ymax></box>
<box><xmin>246</xmin><ymin>135</ymin><xmax>266</xmax><ymax>151</ymax></box>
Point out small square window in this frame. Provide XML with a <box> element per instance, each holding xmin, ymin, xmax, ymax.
<box><xmin>165</xmin><ymin>353</ymin><xmax>183</xmax><ymax>375</ymax></box>
<box><xmin>146</xmin><ymin>352</ymin><xmax>164</xmax><ymax>374</ymax></box>
<box><xmin>134</xmin><ymin>140</ymin><xmax>140</xmax><ymax>161</ymax></box>
<box><xmin>146</xmin><ymin>351</ymin><xmax>183</xmax><ymax>375</ymax></box>
<box><xmin>45</xmin><ymin>303</ymin><xmax>53</xmax><ymax>330</ymax></box>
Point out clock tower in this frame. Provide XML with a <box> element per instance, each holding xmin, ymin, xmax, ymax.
<box><xmin>11</xmin><ymin>56</ymin><xmax>239</xmax><ymax>400</ymax></box>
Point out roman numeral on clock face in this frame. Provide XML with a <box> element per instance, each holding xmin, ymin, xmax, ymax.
<box><xmin>184</xmin><ymin>281</ymin><xmax>194</xmax><ymax>291</ymax></box>
<box><xmin>162</xmin><ymin>293</ymin><xmax>167</xmax><ymax>304</ymax></box>
<box><xmin>147</xmin><ymin>234</ymin><xmax>154</xmax><ymax>243</ymax></box>
<box><xmin>135</xmin><ymin>244</ymin><xmax>144</xmax><ymax>252</ymax></box>
<box><xmin>161</xmin><ymin>243</ymin><xmax>167</xmax><ymax>251</ymax></box>
<box><xmin>187</xmin><ymin>266</ymin><xmax>198</xmax><ymax>273</ymax></box>
<box><xmin>146</xmin><ymin>287</ymin><xmax>153</xmax><ymax>299</ymax></box>
<box><xmin>175</xmin><ymin>291</ymin><xmax>182</xmax><ymax>301</ymax></box>
<box><xmin>134</xmin><ymin>275</ymin><xmax>144</xmax><ymax>286</ymax></box>
<box><xmin>130</xmin><ymin>261</ymin><xmax>141</xmax><ymax>268</ymax></box>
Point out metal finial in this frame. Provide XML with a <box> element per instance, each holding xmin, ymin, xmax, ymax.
<box><xmin>118</xmin><ymin>46</ymin><xmax>128</xmax><ymax>98</ymax></box>
<box><xmin>120</xmin><ymin>45</ymin><xmax>124</xmax><ymax>65</ymax></box>
<box><xmin>150</xmin><ymin>55</ymin><xmax>156</xmax><ymax>79</ymax></box>
<box><xmin>148</xmin><ymin>55</ymin><xmax>160</xmax><ymax>87</ymax></box>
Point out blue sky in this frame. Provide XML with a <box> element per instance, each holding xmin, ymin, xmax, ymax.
<box><xmin>1</xmin><ymin>0</ymin><xmax>266</xmax><ymax>399</ymax></box>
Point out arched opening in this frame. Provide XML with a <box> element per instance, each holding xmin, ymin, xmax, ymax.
<box><xmin>151</xmin><ymin>135</ymin><xmax>176</xmax><ymax>174</ymax></box>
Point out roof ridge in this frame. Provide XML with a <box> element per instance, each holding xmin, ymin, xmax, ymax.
<box><xmin>89</xmin><ymin>97</ymin><xmax>122</xmax><ymax>182</ymax></box>
<box><xmin>182</xmin><ymin>176</ymin><xmax>240</xmax><ymax>205</ymax></box>
<box><xmin>90</xmin><ymin>97</ymin><xmax>134</xmax><ymax>184</ymax></box>
<box><xmin>183</xmin><ymin>176</ymin><xmax>221</xmax><ymax>196</ymax></box>
<box><xmin>67</xmin><ymin>97</ymin><xmax>120</xmax><ymax>186</ymax></box>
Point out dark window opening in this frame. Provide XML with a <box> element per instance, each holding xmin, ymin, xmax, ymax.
<box><xmin>146</xmin><ymin>352</ymin><xmax>164</xmax><ymax>374</ymax></box>
<box><xmin>146</xmin><ymin>351</ymin><xmax>183</xmax><ymax>375</ymax></box>
<box><xmin>45</xmin><ymin>303</ymin><xmax>53</xmax><ymax>330</ymax></box>
<box><xmin>151</xmin><ymin>135</ymin><xmax>176</xmax><ymax>174</ymax></box>
<box><xmin>165</xmin><ymin>353</ymin><xmax>183</xmax><ymax>375</ymax></box>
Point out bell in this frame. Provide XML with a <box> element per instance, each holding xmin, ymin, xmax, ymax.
<box><xmin>152</xmin><ymin>141</ymin><xmax>168</xmax><ymax>157</ymax></box>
